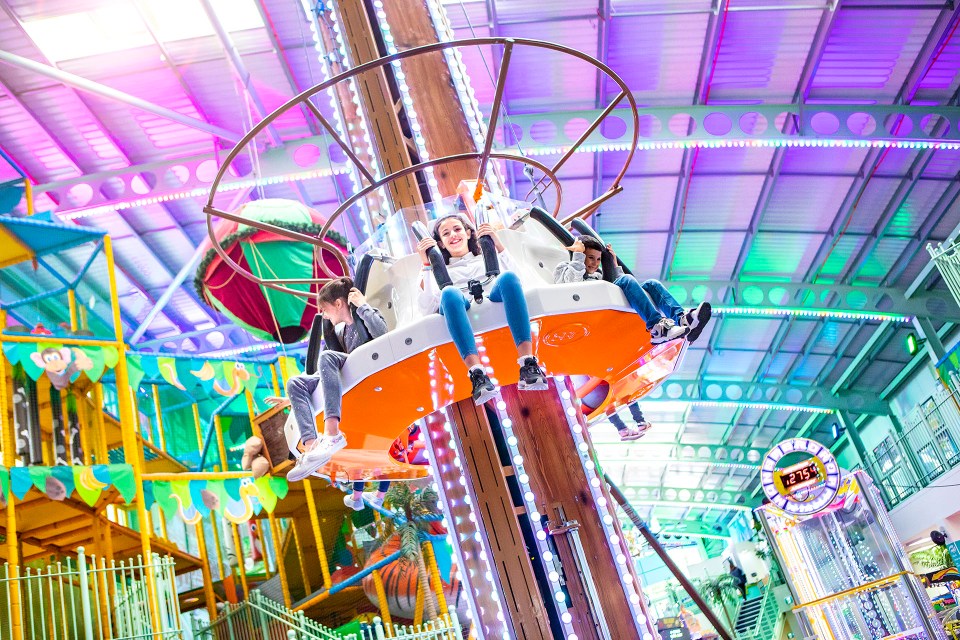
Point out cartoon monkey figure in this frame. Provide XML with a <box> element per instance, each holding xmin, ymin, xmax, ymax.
<box><xmin>29</xmin><ymin>347</ymin><xmax>94</xmax><ymax>390</ymax></box>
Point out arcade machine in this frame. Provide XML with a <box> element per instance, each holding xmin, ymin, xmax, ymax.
<box><xmin>757</xmin><ymin>437</ymin><xmax>947</xmax><ymax>640</ymax></box>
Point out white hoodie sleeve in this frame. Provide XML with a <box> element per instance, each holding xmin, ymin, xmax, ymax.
<box><xmin>417</xmin><ymin>268</ymin><xmax>442</xmax><ymax>316</ymax></box>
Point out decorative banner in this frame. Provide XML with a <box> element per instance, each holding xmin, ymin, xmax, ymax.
<box><xmin>1</xmin><ymin>464</ymin><xmax>135</xmax><ymax>505</ymax></box>
<box><xmin>150</xmin><ymin>476</ymin><xmax>288</xmax><ymax>524</ymax></box>
<box><xmin>0</xmin><ymin>346</ymin><xmax>265</xmax><ymax>399</ymax></box>
<box><xmin>1</xmin><ymin>342</ymin><xmax>119</xmax><ymax>388</ymax></box>
<box><xmin>138</xmin><ymin>355</ymin><xmax>264</xmax><ymax>398</ymax></box>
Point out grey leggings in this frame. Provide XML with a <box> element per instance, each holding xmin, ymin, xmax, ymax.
<box><xmin>286</xmin><ymin>350</ymin><xmax>348</xmax><ymax>442</ymax></box>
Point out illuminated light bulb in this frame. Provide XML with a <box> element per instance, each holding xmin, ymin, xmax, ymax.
<box><xmin>561</xmin><ymin>612</ymin><xmax>572</xmax><ymax>624</ymax></box>
<box><xmin>555</xmin><ymin>591</ymin><xmax>566</xmax><ymax>603</ymax></box>
<box><xmin>549</xmin><ymin>571</ymin><xmax>560</xmax><ymax>582</ymax></box>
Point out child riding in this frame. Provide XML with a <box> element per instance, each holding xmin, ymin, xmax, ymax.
<box><xmin>554</xmin><ymin>235</ymin><xmax>711</xmax><ymax>344</ymax></box>
<box><xmin>417</xmin><ymin>213</ymin><xmax>547</xmax><ymax>404</ymax></box>
<box><xmin>286</xmin><ymin>277</ymin><xmax>389</xmax><ymax>482</ymax></box>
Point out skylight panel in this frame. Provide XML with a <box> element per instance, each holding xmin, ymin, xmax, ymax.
<box><xmin>23</xmin><ymin>0</ymin><xmax>264</xmax><ymax>63</ymax></box>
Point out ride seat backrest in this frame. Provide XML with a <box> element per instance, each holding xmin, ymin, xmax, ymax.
<box><xmin>355</xmin><ymin>253</ymin><xmax>424</xmax><ymax>331</ymax></box>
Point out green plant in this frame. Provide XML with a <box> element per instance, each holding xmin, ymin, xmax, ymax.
<box><xmin>694</xmin><ymin>573</ymin><xmax>740</xmax><ymax>631</ymax></box>
<box><xmin>910</xmin><ymin>545</ymin><xmax>954</xmax><ymax>572</ymax></box>
<box><xmin>382</xmin><ymin>483</ymin><xmax>441</xmax><ymax>620</ymax></box>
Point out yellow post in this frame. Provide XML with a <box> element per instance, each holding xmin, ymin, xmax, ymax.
<box><xmin>93</xmin><ymin>384</ymin><xmax>109</xmax><ymax>463</ymax></box>
<box><xmin>270</xmin><ymin>363</ymin><xmax>281</xmax><ymax>395</ymax></box>
<box><xmin>24</xmin><ymin>179</ymin><xmax>33</xmax><ymax>215</ymax></box>
<box><xmin>194</xmin><ymin>519</ymin><xmax>219</xmax><ymax>621</ymax></box>
<box><xmin>151</xmin><ymin>385</ymin><xmax>166</xmax><ymax>452</ymax></box>
<box><xmin>372</xmin><ymin>569</ymin><xmax>393</xmax><ymax>636</ymax></box>
<box><xmin>210</xmin><ymin>511</ymin><xmax>227</xmax><ymax>582</ymax></box>
<box><xmin>422</xmin><ymin>541</ymin><xmax>448</xmax><ymax>613</ymax></box>
<box><xmin>413</xmin><ymin>577</ymin><xmax>425</xmax><ymax>626</ymax></box>
<box><xmin>290</xmin><ymin>519</ymin><xmax>311</xmax><ymax>595</ymax></box>
<box><xmin>256</xmin><ymin>520</ymin><xmax>272</xmax><ymax>579</ymax></box>
<box><xmin>214</xmin><ymin>415</ymin><xmax>228</xmax><ymax>470</ymax></box>
<box><xmin>75</xmin><ymin>390</ymin><xmax>92</xmax><ymax>465</ymax></box>
<box><xmin>79</xmin><ymin>303</ymin><xmax>89</xmax><ymax>332</ymax></box>
<box><xmin>303</xmin><ymin>478</ymin><xmax>332</xmax><ymax>588</ymax></box>
<box><xmin>230</xmin><ymin>523</ymin><xmax>249</xmax><ymax>598</ymax></box>
<box><xmin>0</xmin><ymin>321</ymin><xmax>24</xmax><ymax>640</ymax></box>
<box><xmin>268</xmin><ymin>511</ymin><xmax>292</xmax><ymax>606</ymax></box>
<box><xmin>67</xmin><ymin>288</ymin><xmax>78</xmax><ymax>332</ymax></box>
<box><xmin>104</xmin><ymin>235</ymin><xmax>162</xmax><ymax>637</ymax></box>
<box><xmin>191</xmin><ymin>404</ymin><xmax>203</xmax><ymax>450</ymax></box>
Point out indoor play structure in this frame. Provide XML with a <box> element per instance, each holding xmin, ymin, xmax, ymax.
<box><xmin>758</xmin><ymin>437</ymin><xmax>947</xmax><ymax>639</ymax></box>
<box><xmin>5</xmin><ymin>0</ymin><xmax>960</xmax><ymax>639</ymax></box>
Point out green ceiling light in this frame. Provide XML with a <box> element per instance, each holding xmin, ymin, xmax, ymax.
<box><xmin>713</xmin><ymin>306</ymin><xmax>912</xmax><ymax>323</ymax></box>
<box><xmin>906</xmin><ymin>332</ymin><xmax>925</xmax><ymax>356</ymax></box>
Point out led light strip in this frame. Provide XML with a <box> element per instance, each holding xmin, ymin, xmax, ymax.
<box><xmin>371</xmin><ymin>1</ymin><xmax>444</xmax><ymax>204</ymax></box>
<box><xmin>713</xmin><ymin>306</ymin><xmax>911</xmax><ymax>323</ymax></box>
<box><xmin>523</xmin><ymin>137</ymin><xmax>960</xmax><ymax>155</ymax></box>
<box><xmin>556</xmin><ymin>375</ymin><xmax>655</xmax><ymax>640</ymax></box>
<box><xmin>57</xmin><ymin>167</ymin><xmax>350</xmax><ymax>220</ymax></box>
<box><xmin>643</xmin><ymin>399</ymin><xmax>835</xmax><ymax>414</ymax></box>
<box><xmin>303</xmin><ymin>0</ymin><xmax>378</xmax><ymax>235</ymax></box>
<box><xmin>425</xmin><ymin>0</ymin><xmax>508</xmax><ymax>198</ymax></box>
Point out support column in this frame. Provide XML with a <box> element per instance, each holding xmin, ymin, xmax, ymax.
<box><xmin>0</xmin><ymin>322</ymin><xmax>24</xmax><ymax>640</ymax></box>
<box><xmin>104</xmin><ymin>235</ymin><xmax>163</xmax><ymax>637</ymax></box>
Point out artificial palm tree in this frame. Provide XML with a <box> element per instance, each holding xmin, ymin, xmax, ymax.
<box><xmin>694</xmin><ymin>573</ymin><xmax>740</xmax><ymax>631</ymax></box>
<box><xmin>383</xmin><ymin>483</ymin><xmax>441</xmax><ymax>621</ymax></box>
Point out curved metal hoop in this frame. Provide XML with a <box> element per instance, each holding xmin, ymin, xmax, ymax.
<box><xmin>204</xmin><ymin>37</ymin><xmax>639</xmax><ymax>298</ymax></box>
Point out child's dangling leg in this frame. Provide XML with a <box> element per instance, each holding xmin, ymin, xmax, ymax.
<box><xmin>488</xmin><ymin>271</ymin><xmax>547</xmax><ymax>391</ymax></box>
<box><xmin>439</xmin><ymin>286</ymin><xmax>498</xmax><ymax>404</ymax></box>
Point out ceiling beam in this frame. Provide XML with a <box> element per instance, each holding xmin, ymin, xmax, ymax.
<box><xmin>666</xmin><ymin>279</ymin><xmax>955</xmax><ymax>322</ymax></box>
<box><xmin>644</xmin><ymin>377</ymin><xmax>890</xmax><ymax>415</ymax></box>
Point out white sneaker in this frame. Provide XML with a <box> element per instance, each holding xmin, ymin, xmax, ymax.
<box><xmin>649</xmin><ymin>317</ymin><xmax>688</xmax><ymax>344</ymax></box>
<box><xmin>343</xmin><ymin>494</ymin><xmax>364</xmax><ymax>511</ymax></box>
<box><xmin>286</xmin><ymin>434</ymin><xmax>347</xmax><ymax>482</ymax></box>
<box><xmin>363</xmin><ymin>492</ymin><xmax>385</xmax><ymax>508</ymax></box>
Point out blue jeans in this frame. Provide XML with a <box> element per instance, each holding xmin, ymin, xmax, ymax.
<box><xmin>353</xmin><ymin>481</ymin><xmax>390</xmax><ymax>493</ymax></box>
<box><xmin>615</xmin><ymin>275</ymin><xmax>683</xmax><ymax>330</ymax></box>
<box><xmin>438</xmin><ymin>271</ymin><xmax>531</xmax><ymax>359</ymax></box>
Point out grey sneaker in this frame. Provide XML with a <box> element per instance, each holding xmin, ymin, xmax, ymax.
<box><xmin>470</xmin><ymin>368</ymin><xmax>498</xmax><ymax>405</ymax></box>
<box><xmin>518</xmin><ymin>357</ymin><xmax>548</xmax><ymax>391</ymax></box>
<box><xmin>649</xmin><ymin>317</ymin><xmax>688</xmax><ymax>344</ymax></box>
<box><xmin>680</xmin><ymin>302</ymin><xmax>712</xmax><ymax>344</ymax></box>
<box><xmin>343</xmin><ymin>494</ymin><xmax>364</xmax><ymax>511</ymax></box>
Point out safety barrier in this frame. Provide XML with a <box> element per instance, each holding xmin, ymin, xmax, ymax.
<box><xmin>0</xmin><ymin>547</ymin><xmax>182</xmax><ymax>640</ymax></box>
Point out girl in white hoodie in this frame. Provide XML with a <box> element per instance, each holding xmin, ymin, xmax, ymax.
<box><xmin>416</xmin><ymin>213</ymin><xmax>547</xmax><ymax>404</ymax></box>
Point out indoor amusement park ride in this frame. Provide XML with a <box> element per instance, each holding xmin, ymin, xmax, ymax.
<box><xmin>203</xmin><ymin>36</ymin><xmax>702</xmax><ymax>640</ymax></box>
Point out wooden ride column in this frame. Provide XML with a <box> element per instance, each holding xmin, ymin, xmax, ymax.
<box><xmin>379</xmin><ymin>0</ymin><xmax>486</xmax><ymax>197</ymax></box>
<box><xmin>334</xmin><ymin>0</ymin><xmax>424</xmax><ymax>213</ymax></box>
<box><xmin>502</xmin><ymin>379</ymin><xmax>656</xmax><ymax>639</ymax></box>
<box><xmin>424</xmin><ymin>402</ymin><xmax>553</xmax><ymax>639</ymax></box>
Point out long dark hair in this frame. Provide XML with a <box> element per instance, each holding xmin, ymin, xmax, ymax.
<box><xmin>432</xmin><ymin>213</ymin><xmax>481</xmax><ymax>264</ymax></box>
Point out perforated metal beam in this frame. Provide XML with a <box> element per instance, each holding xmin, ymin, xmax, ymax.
<box><xmin>660</xmin><ymin>279</ymin><xmax>957</xmax><ymax>323</ymax></box>
<box><xmin>593</xmin><ymin>442</ymin><xmax>764</xmax><ymax>469</ymax></box>
<box><xmin>616</xmin><ymin>485</ymin><xmax>760</xmax><ymax>511</ymax></box>
<box><xmin>643</xmin><ymin>378</ymin><xmax>890</xmax><ymax>416</ymax></box>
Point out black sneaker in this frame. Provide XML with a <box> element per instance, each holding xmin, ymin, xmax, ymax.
<box><xmin>518</xmin><ymin>357</ymin><xmax>548</xmax><ymax>391</ymax></box>
<box><xmin>681</xmin><ymin>302</ymin><xmax>712</xmax><ymax>344</ymax></box>
<box><xmin>469</xmin><ymin>368</ymin><xmax>498</xmax><ymax>405</ymax></box>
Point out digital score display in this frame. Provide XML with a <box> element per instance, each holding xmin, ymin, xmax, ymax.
<box><xmin>761</xmin><ymin>438</ymin><xmax>842</xmax><ymax>516</ymax></box>
<box><xmin>777</xmin><ymin>458</ymin><xmax>821</xmax><ymax>493</ymax></box>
